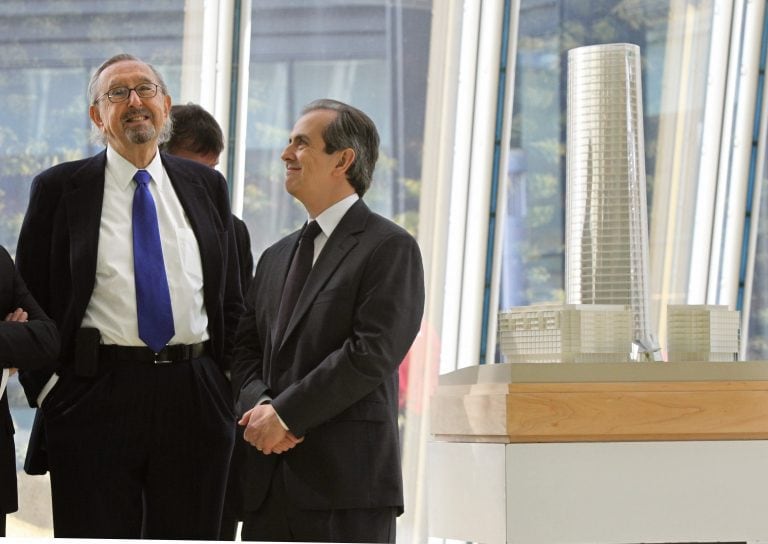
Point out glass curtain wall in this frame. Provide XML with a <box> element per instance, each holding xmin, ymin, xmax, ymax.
<box><xmin>243</xmin><ymin>0</ymin><xmax>431</xmax><ymax>256</ymax></box>
<box><xmin>749</xmin><ymin>181</ymin><xmax>768</xmax><ymax>357</ymax></box>
<box><xmin>0</xmin><ymin>0</ymin><xmax>195</xmax><ymax>254</ymax></box>
<box><xmin>0</xmin><ymin>1</ymin><xmax>199</xmax><ymax>536</ymax></box>
<box><xmin>747</xmin><ymin>125</ymin><xmax>768</xmax><ymax>359</ymax></box>
<box><xmin>500</xmin><ymin>0</ymin><xmax>717</xmax><ymax>356</ymax></box>
<box><xmin>742</xmin><ymin>7</ymin><xmax>768</xmax><ymax>361</ymax></box>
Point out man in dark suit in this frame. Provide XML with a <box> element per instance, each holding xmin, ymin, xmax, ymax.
<box><xmin>0</xmin><ymin>245</ymin><xmax>59</xmax><ymax>537</ymax></box>
<box><xmin>15</xmin><ymin>53</ymin><xmax>243</xmax><ymax>539</ymax></box>
<box><xmin>233</xmin><ymin>99</ymin><xmax>424</xmax><ymax>543</ymax></box>
<box><xmin>161</xmin><ymin>102</ymin><xmax>253</xmax><ymax>540</ymax></box>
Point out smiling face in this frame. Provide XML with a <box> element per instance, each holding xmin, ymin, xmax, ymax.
<box><xmin>280</xmin><ymin>108</ymin><xmax>355</xmax><ymax>216</ymax></box>
<box><xmin>89</xmin><ymin>59</ymin><xmax>171</xmax><ymax>162</ymax></box>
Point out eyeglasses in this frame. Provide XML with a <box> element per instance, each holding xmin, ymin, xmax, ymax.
<box><xmin>95</xmin><ymin>83</ymin><xmax>160</xmax><ymax>104</ymax></box>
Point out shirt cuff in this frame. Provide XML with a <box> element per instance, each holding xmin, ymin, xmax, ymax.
<box><xmin>273</xmin><ymin>410</ymin><xmax>289</xmax><ymax>431</ymax></box>
<box><xmin>0</xmin><ymin>369</ymin><xmax>8</xmax><ymax>399</ymax></box>
<box><xmin>36</xmin><ymin>373</ymin><xmax>59</xmax><ymax>407</ymax></box>
<box><xmin>257</xmin><ymin>395</ymin><xmax>289</xmax><ymax>430</ymax></box>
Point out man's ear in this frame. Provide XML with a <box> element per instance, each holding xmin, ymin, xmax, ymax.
<box><xmin>89</xmin><ymin>105</ymin><xmax>103</xmax><ymax>129</ymax></box>
<box><xmin>335</xmin><ymin>148</ymin><xmax>355</xmax><ymax>173</ymax></box>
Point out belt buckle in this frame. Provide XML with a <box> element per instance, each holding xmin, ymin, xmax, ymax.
<box><xmin>153</xmin><ymin>351</ymin><xmax>173</xmax><ymax>364</ymax></box>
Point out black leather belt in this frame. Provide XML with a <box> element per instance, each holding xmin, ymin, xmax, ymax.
<box><xmin>99</xmin><ymin>342</ymin><xmax>208</xmax><ymax>365</ymax></box>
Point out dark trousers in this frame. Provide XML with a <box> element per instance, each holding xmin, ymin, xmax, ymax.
<box><xmin>218</xmin><ymin>428</ymin><xmax>246</xmax><ymax>540</ymax></box>
<box><xmin>42</xmin><ymin>355</ymin><xmax>235</xmax><ymax>539</ymax></box>
<box><xmin>241</xmin><ymin>463</ymin><xmax>396</xmax><ymax>543</ymax></box>
<box><xmin>1</xmin><ymin>512</ymin><xmax>5</xmax><ymax>537</ymax></box>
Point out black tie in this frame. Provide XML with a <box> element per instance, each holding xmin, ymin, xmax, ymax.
<box><xmin>275</xmin><ymin>220</ymin><xmax>322</xmax><ymax>342</ymax></box>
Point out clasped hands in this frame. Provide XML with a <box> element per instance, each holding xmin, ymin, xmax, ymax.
<box><xmin>239</xmin><ymin>403</ymin><xmax>304</xmax><ymax>455</ymax></box>
<box><xmin>4</xmin><ymin>307</ymin><xmax>27</xmax><ymax>376</ymax></box>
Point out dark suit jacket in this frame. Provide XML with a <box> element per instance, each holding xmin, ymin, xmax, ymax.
<box><xmin>233</xmin><ymin>199</ymin><xmax>424</xmax><ymax>513</ymax></box>
<box><xmin>15</xmin><ymin>150</ymin><xmax>244</xmax><ymax>469</ymax></box>
<box><xmin>0</xmin><ymin>246</ymin><xmax>59</xmax><ymax>514</ymax></box>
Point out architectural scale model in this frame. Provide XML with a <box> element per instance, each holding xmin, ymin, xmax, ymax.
<box><xmin>498</xmin><ymin>304</ymin><xmax>633</xmax><ymax>363</ymax></box>
<box><xmin>666</xmin><ymin>305</ymin><xmax>740</xmax><ymax>362</ymax></box>
<box><xmin>497</xmin><ymin>43</ymin><xmax>741</xmax><ymax>364</ymax></box>
<box><xmin>564</xmin><ymin>43</ymin><xmax>657</xmax><ymax>357</ymax></box>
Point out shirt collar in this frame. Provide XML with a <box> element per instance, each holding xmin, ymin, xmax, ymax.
<box><xmin>313</xmin><ymin>193</ymin><xmax>359</xmax><ymax>237</ymax></box>
<box><xmin>106</xmin><ymin>145</ymin><xmax>164</xmax><ymax>190</ymax></box>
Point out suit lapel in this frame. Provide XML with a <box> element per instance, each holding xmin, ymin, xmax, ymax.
<box><xmin>163</xmin><ymin>155</ymin><xmax>224</xmax><ymax>315</ymax></box>
<box><xmin>63</xmin><ymin>151</ymin><xmax>107</xmax><ymax>318</ymax></box>
<box><xmin>277</xmin><ymin>200</ymin><xmax>369</xmax><ymax>351</ymax></box>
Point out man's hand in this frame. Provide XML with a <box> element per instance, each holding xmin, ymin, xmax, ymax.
<box><xmin>5</xmin><ymin>308</ymin><xmax>28</xmax><ymax>322</ymax></box>
<box><xmin>238</xmin><ymin>403</ymin><xmax>304</xmax><ymax>454</ymax></box>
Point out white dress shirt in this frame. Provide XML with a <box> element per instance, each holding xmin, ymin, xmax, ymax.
<box><xmin>80</xmin><ymin>146</ymin><xmax>209</xmax><ymax>346</ymax></box>
<box><xmin>311</xmin><ymin>192</ymin><xmax>359</xmax><ymax>260</ymax></box>
<box><xmin>38</xmin><ymin>146</ymin><xmax>211</xmax><ymax>405</ymax></box>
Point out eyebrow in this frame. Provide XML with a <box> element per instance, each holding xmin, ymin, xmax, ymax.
<box><xmin>106</xmin><ymin>76</ymin><xmax>154</xmax><ymax>89</ymax></box>
<box><xmin>290</xmin><ymin>133</ymin><xmax>310</xmax><ymax>145</ymax></box>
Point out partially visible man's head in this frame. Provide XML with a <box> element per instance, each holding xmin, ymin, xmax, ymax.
<box><xmin>88</xmin><ymin>53</ymin><xmax>173</xmax><ymax>149</ymax></box>
<box><xmin>161</xmin><ymin>103</ymin><xmax>224</xmax><ymax>168</ymax></box>
<box><xmin>300</xmin><ymin>99</ymin><xmax>380</xmax><ymax>197</ymax></box>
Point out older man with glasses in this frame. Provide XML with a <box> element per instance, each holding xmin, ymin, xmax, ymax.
<box><xmin>15</xmin><ymin>53</ymin><xmax>244</xmax><ymax>539</ymax></box>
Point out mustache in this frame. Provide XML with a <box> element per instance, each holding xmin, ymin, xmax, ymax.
<box><xmin>121</xmin><ymin>107</ymin><xmax>151</xmax><ymax>122</ymax></box>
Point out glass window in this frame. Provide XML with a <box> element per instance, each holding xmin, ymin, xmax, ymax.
<box><xmin>243</xmin><ymin>0</ymin><xmax>431</xmax><ymax>255</ymax></box>
<box><xmin>0</xmin><ymin>1</ymin><xmax>194</xmax><ymax>252</ymax></box>
<box><xmin>748</xmin><ymin>159</ymin><xmax>768</xmax><ymax>359</ymax></box>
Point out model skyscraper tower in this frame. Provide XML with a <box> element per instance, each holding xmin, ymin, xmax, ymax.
<box><xmin>565</xmin><ymin>43</ymin><xmax>656</xmax><ymax>356</ymax></box>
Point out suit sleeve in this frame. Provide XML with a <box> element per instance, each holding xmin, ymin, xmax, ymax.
<box><xmin>0</xmin><ymin>248</ymin><xmax>60</xmax><ymax>369</ymax></box>
<box><xmin>221</xmin><ymin>191</ymin><xmax>246</xmax><ymax>373</ymax></box>
<box><xmin>15</xmin><ymin>174</ymin><xmax>62</xmax><ymax>402</ymax></box>
<box><xmin>232</xmin><ymin>250</ymin><xmax>269</xmax><ymax>408</ymax></box>
<box><xmin>15</xmin><ymin>173</ymin><xmax>57</xmax><ymax>312</ymax></box>
<box><xmin>273</xmin><ymin>231</ymin><xmax>425</xmax><ymax>436</ymax></box>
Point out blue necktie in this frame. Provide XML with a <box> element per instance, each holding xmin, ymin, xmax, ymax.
<box><xmin>132</xmin><ymin>169</ymin><xmax>175</xmax><ymax>353</ymax></box>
